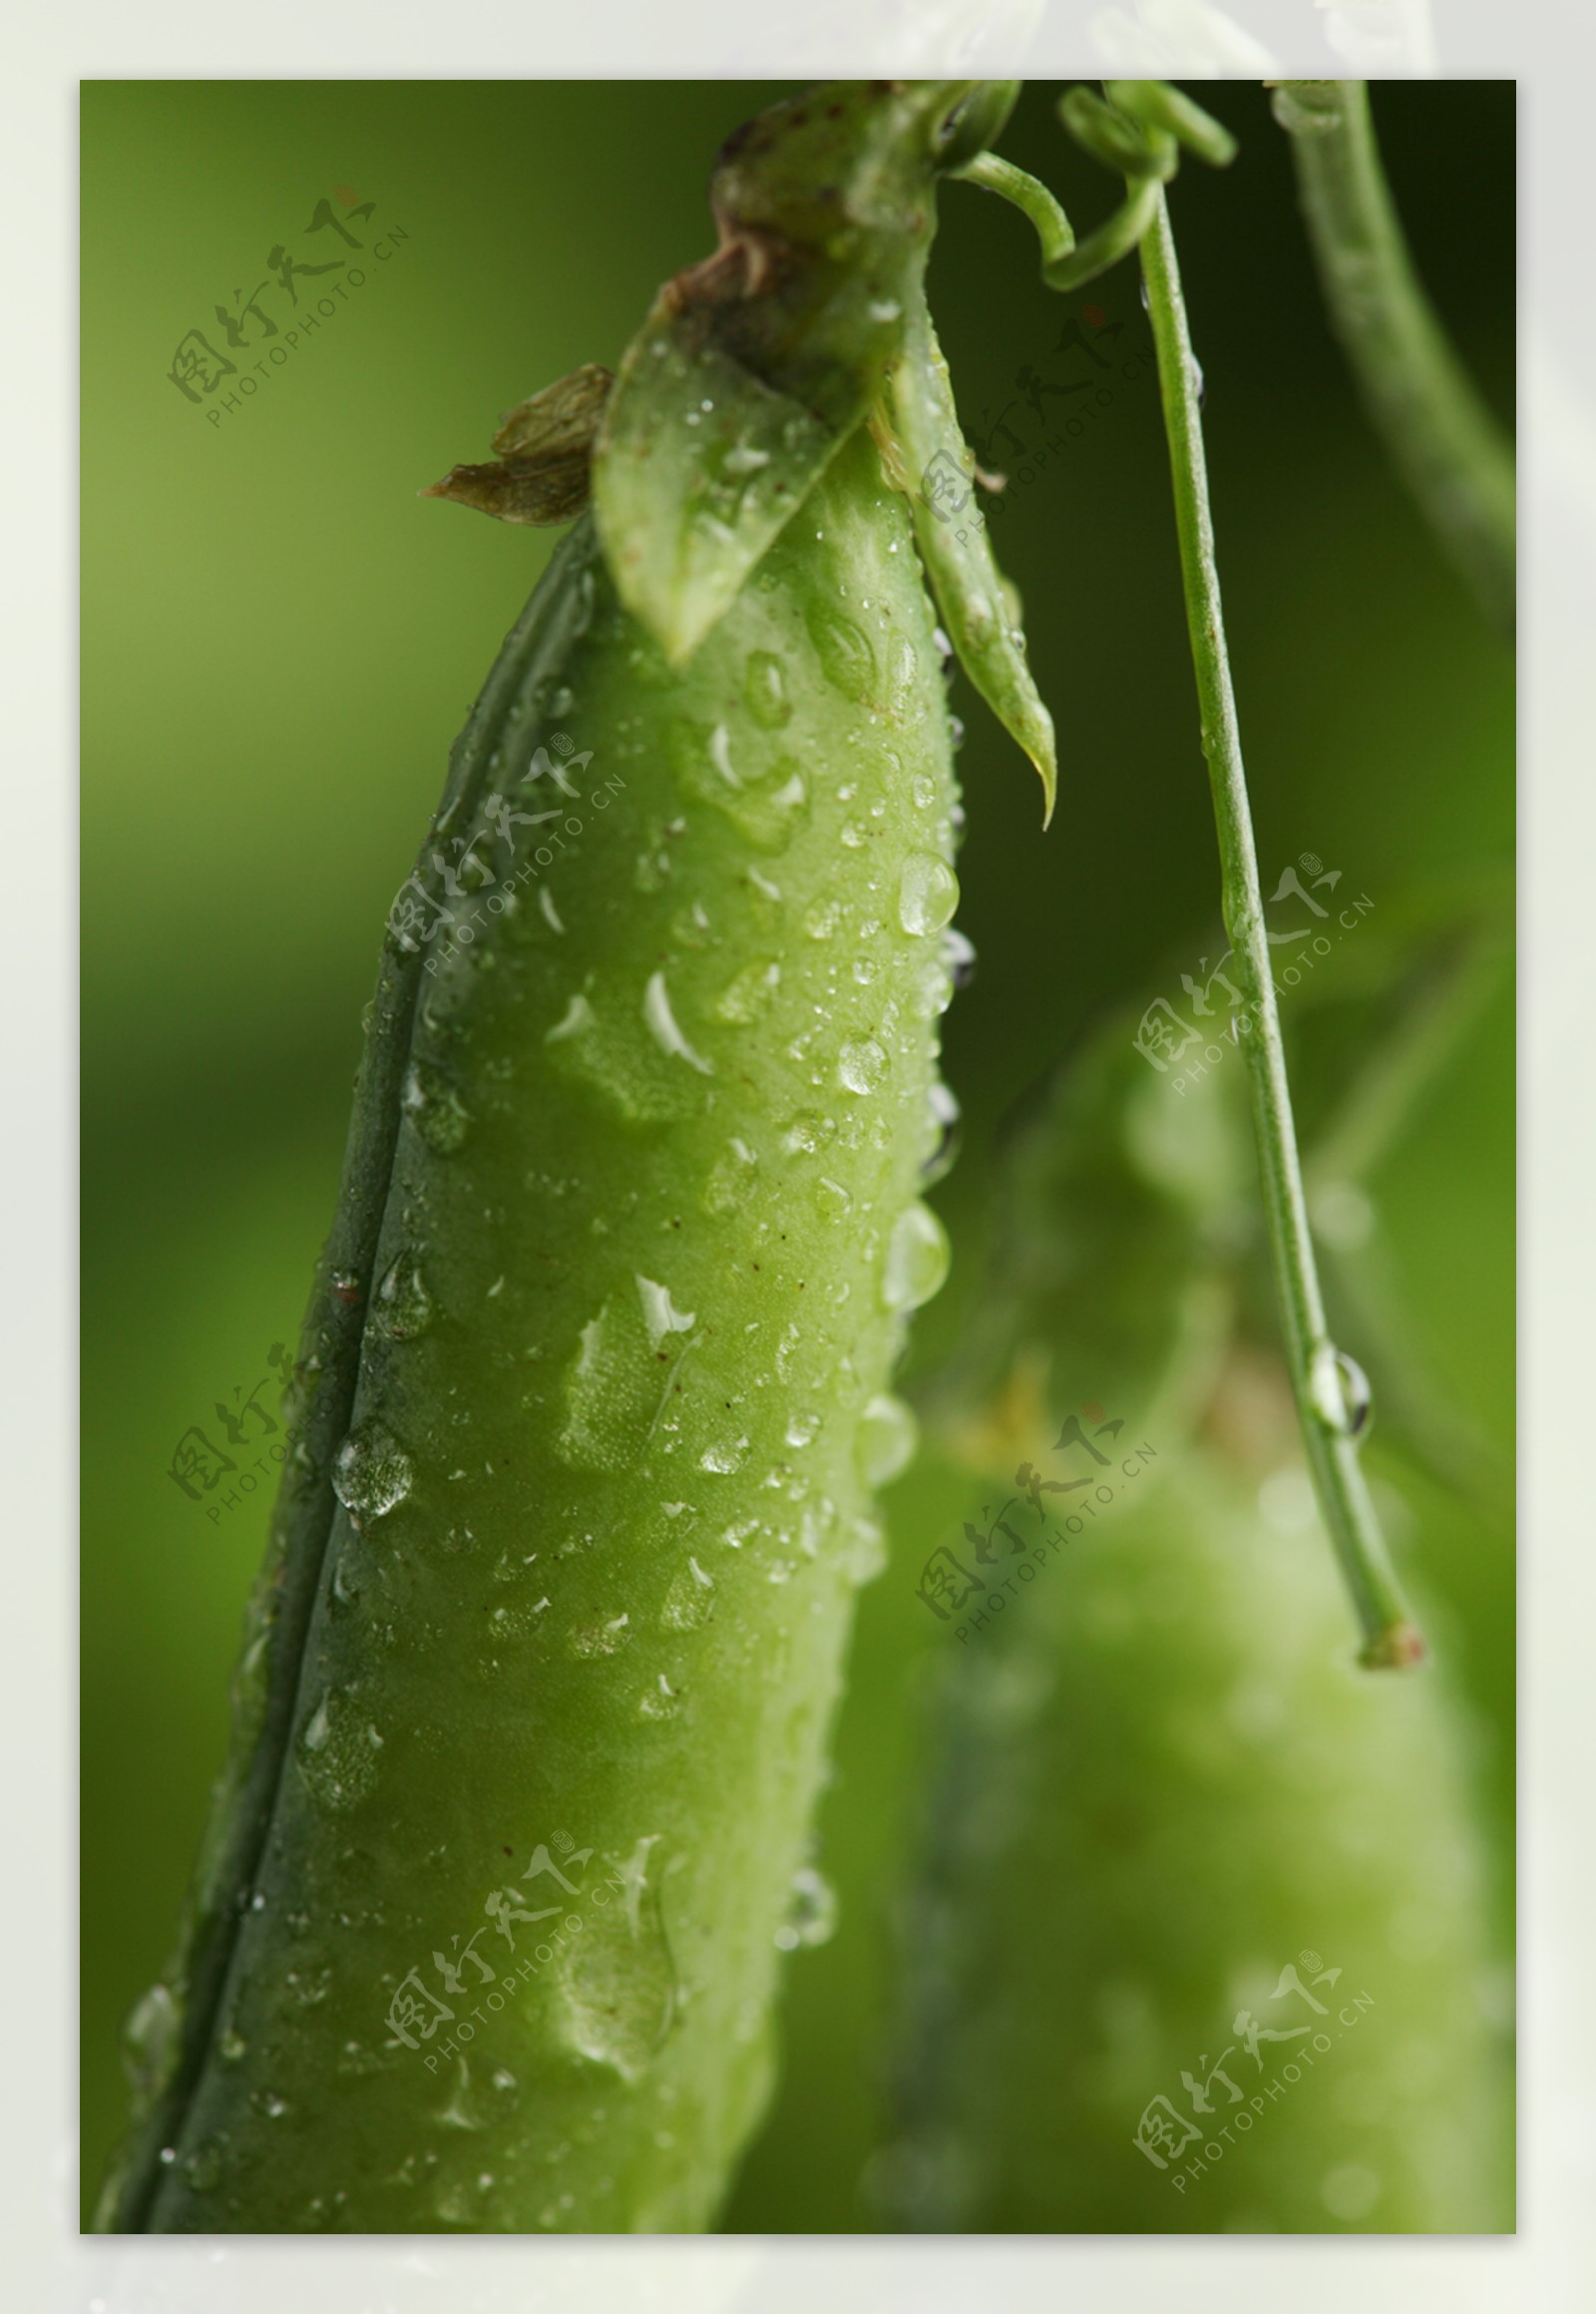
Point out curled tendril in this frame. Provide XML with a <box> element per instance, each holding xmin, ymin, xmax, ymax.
<box><xmin>951</xmin><ymin>79</ymin><xmax>1236</xmax><ymax>293</ymax></box>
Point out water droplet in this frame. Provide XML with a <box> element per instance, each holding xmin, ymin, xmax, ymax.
<box><xmin>707</xmin><ymin>721</ymin><xmax>739</xmax><ymax>789</ymax></box>
<box><xmin>670</xmin><ymin>899</ymin><xmax>713</xmax><ymax>950</ymax></box>
<box><xmin>846</xmin><ymin>1511</ymin><xmax>889</xmax><ymax>1584</ymax></box>
<box><xmin>635</xmin><ymin>1274</ymin><xmax>695</xmax><ymax>1349</ymax></box>
<box><xmin>883</xmin><ymin>1201</ymin><xmax>951</xmax><ymax>1313</ymax></box>
<box><xmin>122</xmin><ymin>1982</ymin><xmax>180</xmax><ymax>2100</ymax></box>
<box><xmin>660</xmin><ymin>1555</ymin><xmax>715</xmax><ymax>1630</ymax></box>
<box><xmin>217</xmin><ymin>2026</ymin><xmax>248</xmax><ymax>2065</ymax></box>
<box><xmin>911</xmin><ymin>773</ymin><xmax>938</xmax><ymax>810</ymax></box>
<box><xmin>403</xmin><ymin>1060</ymin><xmax>473</xmax><ymax>1154</ymax></box>
<box><xmin>774</xmin><ymin>1865</ymin><xmax>837</xmax><ymax>1951</ymax></box>
<box><xmin>568</xmin><ymin>566</ymin><xmax>598</xmax><ymax>642</ymax></box>
<box><xmin>784</xmin><ymin>1111</ymin><xmax>836</xmax><ymax>1157</ymax></box>
<box><xmin>858</xmin><ymin>1392</ymin><xmax>918</xmax><ymax>1485</ymax></box>
<box><xmin>886</xmin><ymin>636</ymin><xmax>919</xmax><ymax>716</ymax></box>
<box><xmin>744</xmin><ymin>650</ymin><xmax>792</xmax><ymax>728</ymax></box>
<box><xmin>569</xmin><ymin>1614</ymin><xmax>631</xmax><ymax>1659</ymax></box>
<box><xmin>922</xmin><ymin>1081</ymin><xmax>963</xmax><ymax>1186</ymax></box>
<box><xmin>703</xmin><ymin>1136</ymin><xmax>759</xmax><ymax>1215</ymax></box>
<box><xmin>943</xmin><ymin>928</ymin><xmax>978</xmax><ymax>987</ymax></box>
<box><xmin>643</xmin><ymin>970</ymin><xmax>713</xmax><ymax>1075</ymax></box>
<box><xmin>332</xmin><ymin>1421</ymin><xmax>414</xmax><ymax>1519</ymax></box>
<box><xmin>699</xmin><ymin>1437</ymin><xmax>749</xmax><ymax>1474</ymax></box>
<box><xmin>714</xmin><ymin>958</ymin><xmax>781</xmax><ymax>1024</ymax></box>
<box><xmin>785</xmin><ymin>1411</ymin><xmax>821</xmax><ymax>1449</ymax></box>
<box><xmin>899</xmin><ymin>855</ymin><xmax>960</xmax><ymax>937</ymax></box>
<box><xmin>839</xmin><ymin>1036</ymin><xmax>888</xmax><ymax>1095</ymax></box>
<box><xmin>297</xmin><ymin>1688</ymin><xmax>384</xmax><ymax>1809</ymax></box>
<box><xmin>804</xmin><ymin>899</ymin><xmax>842</xmax><ymax>941</ymax></box>
<box><xmin>1309</xmin><ymin>1343</ymin><xmax>1374</xmax><ymax>1436</ymax></box>
<box><xmin>664</xmin><ymin>715</ymin><xmax>808</xmax><ymax>851</ymax></box>
<box><xmin>805</xmin><ymin>602</ymin><xmax>876</xmax><ymax>698</ymax></box>
<box><xmin>373</xmin><ymin>1249</ymin><xmax>435</xmax><ymax>1340</ymax></box>
<box><xmin>546</xmin><ymin>992</ymin><xmax>596</xmax><ymax>1045</ymax></box>
<box><xmin>439</xmin><ymin>2054</ymin><xmax>491</xmax><ymax>2130</ymax></box>
<box><xmin>555</xmin><ymin>1837</ymin><xmax>676</xmax><ymax>2081</ymax></box>
<box><xmin>912</xmin><ymin>956</ymin><xmax>956</xmax><ymax>1020</ymax></box>
<box><xmin>814</xmin><ymin>1174</ymin><xmax>853</xmax><ymax>1221</ymax></box>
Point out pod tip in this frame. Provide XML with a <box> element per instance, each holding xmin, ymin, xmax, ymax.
<box><xmin>1360</xmin><ymin>1619</ymin><xmax>1427</xmax><ymax>1672</ymax></box>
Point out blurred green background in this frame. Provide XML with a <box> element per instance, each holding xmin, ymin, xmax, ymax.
<box><xmin>81</xmin><ymin>79</ymin><xmax>1513</xmax><ymax>2226</ymax></box>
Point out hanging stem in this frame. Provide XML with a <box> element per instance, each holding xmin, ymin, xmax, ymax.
<box><xmin>1273</xmin><ymin>80</ymin><xmax>1514</xmax><ymax>633</ymax></box>
<box><xmin>1139</xmin><ymin>186</ymin><xmax>1424</xmax><ymax>1670</ymax></box>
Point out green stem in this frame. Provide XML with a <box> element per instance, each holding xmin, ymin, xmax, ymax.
<box><xmin>1139</xmin><ymin>187</ymin><xmax>1423</xmax><ymax>1671</ymax></box>
<box><xmin>950</xmin><ymin>153</ymin><xmax>1077</xmax><ymax>279</ymax></box>
<box><xmin>1273</xmin><ymin>80</ymin><xmax>1515</xmax><ymax>633</ymax></box>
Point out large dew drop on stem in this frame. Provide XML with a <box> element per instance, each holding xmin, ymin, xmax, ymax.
<box><xmin>373</xmin><ymin>1249</ymin><xmax>435</xmax><ymax>1341</ymax></box>
<box><xmin>858</xmin><ymin>1391</ymin><xmax>919</xmax><ymax>1485</ymax></box>
<box><xmin>882</xmin><ymin>1201</ymin><xmax>951</xmax><ymax>1313</ymax></box>
<box><xmin>898</xmin><ymin>854</ymin><xmax>960</xmax><ymax>937</ymax></box>
<box><xmin>332</xmin><ymin>1422</ymin><xmax>415</xmax><ymax>1519</ymax></box>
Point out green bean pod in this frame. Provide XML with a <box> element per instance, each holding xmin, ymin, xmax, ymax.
<box><xmin>96</xmin><ymin>81</ymin><xmax>1056</xmax><ymax>2235</ymax></box>
<box><xmin>877</xmin><ymin>986</ymin><xmax>1512</xmax><ymax>2234</ymax></box>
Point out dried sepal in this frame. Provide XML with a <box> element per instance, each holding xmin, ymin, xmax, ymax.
<box><xmin>423</xmin><ymin>362</ymin><xmax>613</xmax><ymax>526</ymax></box>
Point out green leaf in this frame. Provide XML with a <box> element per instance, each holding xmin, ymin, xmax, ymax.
<box><xmin>877</xmin><ymin>298</ymin><xmax>1058</xmax><ymax>824</ymax></box>
<box><xmin>591</xmin><ymin>80</ymin><xmax>1010</xmax><ymax>664</ymax></box>
<box><xmin>592</xmin><ymin>311</ymin><xmax>843</xmax><ymax>664</ymax></box>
